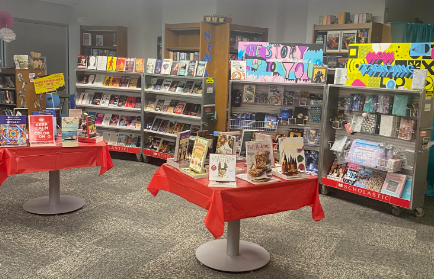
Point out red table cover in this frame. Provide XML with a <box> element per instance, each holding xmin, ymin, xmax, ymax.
<box><xmin>0</xmin><ymin>141</ymin><xmax>113</xmax><ymax>185</ymax></box>
<box><xmin>148</xmin><ymin>164</ymin><xmax>325</xmax><ymax>238</ymax></box>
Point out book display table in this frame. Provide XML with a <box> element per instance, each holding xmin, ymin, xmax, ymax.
<box><xmin>0</xmin><ymin>141</ymin><xmax>113</xmax><ymax>215</ymax></box>
<box><xmin>147</xmin><ymin>164</ymin><xmax>324</xmax><ymax>272</ymax></box>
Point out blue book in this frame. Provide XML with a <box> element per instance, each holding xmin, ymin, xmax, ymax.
<box><xmin>353</xmin><ymin>168</ymin><xmax>372</xmax><ymax>188</ymax></box>
<box><xmin>154</xmin><ymin>59</ymin><xmax>162</xmax><ymax>74</ymax></box>
<box><xmin>0</xmin><ymin>116</ymin><xmax>27</xmax><ymax>146</ymax></box>
<box><xmin>279</xmin><ymin>108</ymin><xmax>292</xmax><ymax>124</ymax></box>
<box><xmin>401</xmin><ymin>179</ymin><xmax>412</xmax><ymax>200</ymax></box>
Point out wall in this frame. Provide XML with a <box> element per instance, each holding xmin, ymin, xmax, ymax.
<box><xmin>384</xmin><ymin>0</ymin><xmax>434</xmax><ymax>24</ymax></box>
<box><xmin>283</xmin><ymin>0</ymin><xmax>309</xmax><ymax>43</ymax></box>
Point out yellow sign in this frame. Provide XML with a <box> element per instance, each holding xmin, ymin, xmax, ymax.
<box><xmin>206</xmin><ymin>77</ymin><xmax>214</xmax><ymax>83</ymax></box>
<box><xmin>34</xmin><ymin>73</ymin><xmax>65</xmax><ymax>94</ymax></box>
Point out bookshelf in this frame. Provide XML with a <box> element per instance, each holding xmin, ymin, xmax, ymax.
<box><xmin>80</xmin><ymin>26</ymin><xmax>128</xmax><ymax>57</ymax></box>
<box><xmin>164</xmin><ymin>22</ymin><xmax>268</xmax><ymax>132</ymax></box>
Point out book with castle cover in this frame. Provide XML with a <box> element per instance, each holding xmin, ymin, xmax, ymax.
<box><xmin>189</xmin><ymin>136</ymin><xmax>209</xmax><ymax>173</ymax></box>
<box><xmin>279</xmin><ymin>137</ymin><xmax>305</xmax><ymax>175</ymax></box>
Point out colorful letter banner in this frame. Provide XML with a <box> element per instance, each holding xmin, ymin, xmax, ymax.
<box><xmin>34</xmin><ymin>73</ymin><xmax>65</xmax><ymax>94</ymax></box>
<box><xmin>346</xmin><ymin>43</ymin><xmax>434</xmax><ymax>92</ymax></box>
<box><xmin>237</xmin><ymin>42</ymin><xmax>324</xmax><ymax>83</ymax></box>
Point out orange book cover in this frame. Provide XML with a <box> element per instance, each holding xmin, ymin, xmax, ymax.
<box><xmin>116</xmin><ymin>57</ymin><xmax>126</xmax><ymax>72</ymax></box>
<box><xmin>135</xmin><ymin>58</ymin><xmax>144</xmax><ymax>73</ymax></box>
<box><xmin>111</xmin><ymin>76</ymin><xmax>121</xmax><ymax>87</ymax></box>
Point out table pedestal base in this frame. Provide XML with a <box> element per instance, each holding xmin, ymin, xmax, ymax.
<box><xmin>23</xmin><ymin>170</ymin><xmax>85</xmax><ymax>215</ymax></box>
<box><xmin>196</xmin><ymin>220</ymin><xmax>270</xmax><ymax>272</ymax></box>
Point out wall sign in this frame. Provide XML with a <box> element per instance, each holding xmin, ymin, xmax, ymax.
<box><xmin>34</xmin><ymin>73</ymin><xmax>65</xmax><ymax>94</ymax></box>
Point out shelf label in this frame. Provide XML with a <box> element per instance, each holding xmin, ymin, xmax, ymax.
<box><xmin>426</xmin><ymin>92</ymin><xmax>433</xmax><ymax>100</ymax></box>
<box><xmin>206</xmin><ymin>78</ymin><xmax>214</xmax><ymax>83</ymax></box>
<box><xmin>424</xmin><ymin>103</ymin><xmax>431</xmax><ymax>112</ymax></box>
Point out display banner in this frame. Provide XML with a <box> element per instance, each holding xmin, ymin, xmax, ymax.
<box><xmin>346</xmin><ymin>42</ymin><xmax>434</xmax><ymax>92</ymax></box>
<box><xmin>237</xmin><ymin>42</ymin><xmax>324</xmax><ymax>83</ymax></box>
<box><xmin>34</xmin><ymin>73</ymin><xmax>65</xmax><ymax>94</ymax></box>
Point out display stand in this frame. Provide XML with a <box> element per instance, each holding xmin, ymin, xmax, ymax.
<box><xmin>143</xmin><ymin>73</ymin><xmax>216</xmax><ymax>161</ymax></box>
<box><xmin>75</xmin><ymin>69</ymin><xmax>145</xmax><ymax>161</ymax></box>
<box><xmin>23</xmin><ymin>170</ymin><xmax>85</xmax><ymax>215</ymax></box>
<box><xmin>196</xmin><ymin>220</ymin><xmax>270</xmax><ymax>272</ymax></box>
<box><xmin>228</xmin><ymin>80</ymin><xmax>327</xmax><ymax>177</ymax></box>
<box><xmin>320</xmin><ymin>85</ymin><xmax>434</xmax><ymax>216</ymax></box>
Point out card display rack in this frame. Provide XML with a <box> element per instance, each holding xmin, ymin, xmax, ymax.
<box><xmin>228</xmin><ymin>80</ymin><xmax>327</xmax><ymax>177</ymax></box>
<box><xmin>320</xmin><ymin>85</ymin><xmax>434</xmax><ymax>216</ymax></box>
<box><xmin>75</xmin><ymin>69</ymin><xmax>145</xmax><ymax>161</ymax></box>
<box><xmin>143</xmin><ymin>73</ymin><xmax>216</xmax><ymax>162</ymax></box>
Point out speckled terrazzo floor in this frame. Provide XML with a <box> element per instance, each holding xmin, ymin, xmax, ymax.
<box><xmin>1</xmin><ymin>153</ymin><xmax>434</xmax><ymax>279</ymax></box>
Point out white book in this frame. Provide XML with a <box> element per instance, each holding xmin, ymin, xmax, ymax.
<box><xmin>102</xmin><ymin>132</ymin><xmax>111</xmax><ymax>143</ymax></box>
<box><xmin>102</xmin><ymin>114</ymin><xmax>112</xmax><ymax>125</ymax></box>
<box><xmin>146</xmin><ymin>58</ymin><xmax>156</xmax><ymax>74</ymax></box>
<box><xmin>108</xmin><ymin>133</ymin><xmax>119</xmax><ymax>145</ymax></box>
<box><xmin>96</xmin><ymin>56</ymin><xmax>107</xmax><ymax>71</ymax></box>
<box><xmin>80</xmin><ymin>93</ymin><xmax>90</xmax><ymax>104</ymax></box>
<box><xmin>195</xmin><ymin>61</ymin><xmax>207</xmax><ymax>77</ymax></box>
<box><xmin>411</xmin><ymin>69</ymin><xmax>428</xmax><ymax>90</ymax></box>
<box><xmin>100</xmin><ymin>94</ymin><xmax>111</xmax><ymax>106</ymax></box>
<box><xmin>94</xmin><ymin>74</ymin><xmax>105</xmax><ymax>86</ymax></box>
<box><xmin>88</xmin><ymin>56</ymin><xmax>97</xmax><ymax>70</ymax></box>
<box><xmin>334</xmin><ymin>68</ymin><xmax>348</xmax><ymax>85</ymax></box>
<box><xmin>78</xmin><ymin>93</ymin><xmax>87</xmax><ymax>105</ymax></box>
<box><xmin>161</xmin><ymin>59</ymin><xmax>172</xmax><ymax>75</ymax></box>
<box><xmin>208</xmin><ymin>154</ymin><xmax>237</xmax><ymax>184</ymax></box>
<box><xmin>268</xmin><ymin>85</ymin><xmax>284</xmax><ymax>105</ymax></box>
<box><xmin>87</xmin><ymin>93</ymin><xmax>94</xmax><ymax>104</ymax></box>
<box><xmin>231</xmin><ymin>61</ymin><xmax>246</xmax><ymax>80</ymax></box>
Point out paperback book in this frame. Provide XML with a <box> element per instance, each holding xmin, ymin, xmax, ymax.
<box><xmin>28</xmin><ymin>115</ymin><xmax>55</xmax><ymax>147</ymax></box>
<box><xmin>174</xmin><ymin>130</ymin><xmax>190</xmax><ymax>162</ymax></box>
<box><xmin>189</xmin><ymin>136</ymin><xmax>209</xmax><ymax>173</ymax></box>
<box><xmin>61</xmin><ymin>117</ymin><xmax>79</xmax><ymax>147</ymax></box>
<box><xmin>0</xmin><ymin>116</ymin><xmax>27</xmax><ymax>147</ymax></box>
<box><xmin>208</xmin><ymin>154</ymin><xmax>237</xmax><ymax>187</ymax></box>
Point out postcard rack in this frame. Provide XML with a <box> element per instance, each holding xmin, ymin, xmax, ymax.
<box><xmin>320</xmin><ymin>85</ymin><xmax>434</xmax><ymax>216</ymax></box>
<box><xmin>228</xmin><ymin>80</ymin><xmax>327</xmax><ymax>177</ymax></box>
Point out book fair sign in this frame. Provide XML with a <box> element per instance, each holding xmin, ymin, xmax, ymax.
<box><xmin>34</xmin><ymin>73</ymin><xmax>65</xmax><ymax>94</ymax></box>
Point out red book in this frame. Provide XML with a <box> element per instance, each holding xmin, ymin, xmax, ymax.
<box><xmin>116</xmin><ymin>57</ymin><xmax>126</xmax><ymax>72</ymax></box>
<box><xmin>111</xmin><ymin>76</ymin><xmax>121</xmax><ymax>87</ymax></box>
<box><xmin>125</xmin><ymin>96</ymin><xmax>136</xmax><ymax>108</ymax></box>
<box><xmin>174</xmin><ymin>101</ymin><xmax>186</xmax><ymax>114</ymax></box>
<box><xmin>28</xmin><ymin>115</ymin><xmax>56</xmax><ymax>147</ymax></box>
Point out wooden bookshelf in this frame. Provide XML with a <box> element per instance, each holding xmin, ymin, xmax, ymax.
<box><xmin>312</xmin><ymin>22</ymin><xmax>383</xmax><ymax>46</ymax></box>
<box><xmin>80</xmin><ymin>26</ymin><xmax>128</xmax><ymax>57</ymax></box>
<box><xmin>164</xmin><ymin>22</ymin><xmax>268</xmax><ymax>132</ymax></box>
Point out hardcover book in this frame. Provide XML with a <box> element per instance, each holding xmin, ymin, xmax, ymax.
<box><xmin>28</xmin><ymin>115</ymin><xmax>55</xmax><ymax>147</ymax></box>
<box><xmin>135</xmin><ymin>58</ymin><xmax>145</xmax><ymax>73</ymax></box>
<box><xmin>174</xmin><ymin>130</ymin><xmax>191</xmax><ymax>161</ymax></box>
<box><xmin>61</xmin><ymin>117</ymin><xmax>78</xmax><ymax>147</ymax></box>
<box><xmin>208</xmin><ymin>154</ymin><xmax>237</xmax><ymax>185</ymax></box>
<box><xmin>242</xmin><ymin>84</ymin><xmax>256</xmax><ymax>103</ymax></box>
<box><xmin>161</xmin><ymin>59</ymin><xmax>172</xmax><ymax>75</ymax></box>
<box><xmin>146</xmin><ymin>58</ymin><xmax>156</xmax><ymax>74</ymax></box>
<box><xmin>279</xmin><ymin>137</ymin><xmax>305</xmax><ymax>174</ymax></box>
<box><xmin>216</xmin><ymin>133</ymin><xmax>237</xmax><ymax>154</ymax></box>
<box><xmin>106</xmin><ymin>56</ymin><xmax>117</xmax><ymax>71</ymax></box>
<box><xmin>189</xmin><ymin>136</ymin><xmax>209</xmax><ymax>173</ymax></box>
<box><xmin>116</xmin><ymin>57</ymin><xmax>126</xmax><ymax>72</ymax></box>
<box><xmin>246</xmin><ymin>140</ymin><xmax>273</xmax><ymax>182</ymax></box>
<box><xmin>239</xmin><ymin>129</ymin><xmax>258</xmax><ymax>156</ymax></box>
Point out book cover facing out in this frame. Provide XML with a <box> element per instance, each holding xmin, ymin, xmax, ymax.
<box><xmin>61</xmin><ymin>117</ymin><xmax>79</xmax><ymax>147</ymax></box>
<box><xmin>189</xmin><ymin>136</ymin><xmax>209</xmax><ymax>173</ymax></box>
<box><xmin>209</xmin><ymin>154</ymin><xmax>236</xmax><ymax>182</ymax></box>
<box><xmin>28</xmin><ymin>115</ymin><xmax>55</xmax><ymax>146</ymax></box>
<box><xmin>0</xmin><ymin>116</ymin><xmax>27</xmax><ymax>147</ymax></box>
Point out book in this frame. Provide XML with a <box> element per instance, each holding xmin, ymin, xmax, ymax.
<box><xmin>117</xmin><ymin>134</ymin><xmax>128</xmax><ymax>146</ymax></box>
<box><xmin>147</xmin><ymin>78</ymin><xmax>158</xmax><ymax>90</ymax></box>
<box><xmin>161</xmin><ymin>59</ymin><xmax>172</xmax><ymax>75</ymax></box>
<box><xmin>168</xmin><ymin>80</ymin><xmax>179</xmax><ymax>92</ymax></box>
<box><xmin>183</xmin><ymin>103</ymin><xmax>193</xmax><ymax>115</ymax></box>
<box><xmin>162</xmin><ymin>79</ymin><xmax>172</xmax><ymax>91</ymax></box>
<box><xmin>366</xmin><ymin>171</ymin><xmax>387</xmax><ymax>192</ymax></box>
<box><xmin>134</xmin><ymin>97</ymin><xmax>141</xmax><ymax>109</ymax></box>
<box><xmin>176</xmin><ymin>81</ymin><xmax>186</xmax><ymax>92</ymax></box>
<box><xmin>154</xmin><ymin>99</ymin><xmax>165</xmax><ymax>111</ymax></box>
<box><xmin>246</xmin><ymin>140</ymin><xmax>273</xmax><ymax>182</ymax></box>
<box><xmin>191</xmin><ymin>82</ymin><xmax>202</xmax><ymax>94</ymax></box>
<box><xmin>154</xmin><ymin>78</ymin><xmax>164</xmax><ymax>90</ymax></box>
<box><xmin>95</xmin><ymin>113</ymin><xmax>105</xmax><ymax>125</ymax></box>
<box><xmin>155</xmin><ymin>59</ymin><xmax>162</xmax><ymax>74</ymax></box>
<box><xmin>243</xmin><ymin>84</ymin><xmax>256</xmax><ymax>103</ymax></box>
<box><xmin>173</xmin><ymin>130</ymin><xmax>190</xmax><ymax>161</ymax></box>
<box><xmin>166</xmin><ymin>121</ymin><xmax>176</xmax><ymax>134</ymax></box>
<box><xmin>128</xmin><ymin>134</ymin><xmax>140</xmax><ymax>147</ymax></box>
<box><xmin>100</xmin><ymin>94</ymin><xmax>111</xmax><ymax>106</ymax></box>
<box><xmin>125</xmin><ymin>58</ymin><xmax>135</xmax><ymax>72</ymax></box>
<box><xmin>306</xmin><ymin>129</ymin><xmax>320</xmax><ymax>146</ymax></box>
<box><xmin>116</xmin><ymin>57</ymin><xmax>126</xmax><ymax>72</ymax></box>
<box><xmin>106</xmin><ymin>56</ymin><xmax>117</xmax><ymax>71</ymax></box>
<box><xmin>305</xmin><ymin>150</ymin><xmax>319</xmax><ymax>175</ymax></box>
<box><xmin>208</xmin><ymin>154</ymin><xmax>237</xmax><ymax>186</ymax></box>
<box><xmin>87</xmin><ymin>56</ymin><xmax>97</xmax><ymax>70</ymax></box>
<box><xmin>125</xmin><ymin>96</ymin><xmax>136</xmax><ymax>108</ymax></box>
<box><xmin>158</xmin><ymin>140</ymin><xmax>173</xmax><ymax>153</ymax></box>
<box><xmin>398</xmin><ymin>119</ymin><xmax>416</xmax><ymax>140</ymax></box>
<box><xmin>102</xmin><ymin>114</ymin><xmax>111</xmax><ymax>125</ymax></box>
<box><xmin>239</xmin><ymin>130</ymin><xmax>258</xmax><ymax>157</ymax></box>
<box><xmin>178</xmin><ymin>61</ymin><xmax>188</xmax><ymax>76</ymax></box>
<box><xmin>326</xmin><ymin>31</ymin><xmax>340</xmax><ymax>52</ymax></box>
<box><xmin>162</xmin><ymin>100</ymin><xmax>171</xmax><ymax>112</ymax></box>
<box><xmin>77</xmin><ymin>55</ymin><xmax>87</xmax><ymax>69</ymax></box>
<box><xmin>183</xmin><ymin>81</ymin><xmax>195</xmax><ymax>93</ymax></box>
<box><xmin>268</xmin><ymin>85</ymin><xmax>283</xmax><ymax>105</ymax></box>
<box><xmin>119</xmin><ymin>76</ymin><xmax>130</xmax><ymax>87</ymax></box>
<box><xmin>144</xmin><ymin>116</ymin><xmax>154</xmax><ymax>130</ymax></box>
<box><xmin>401</xmin><ymin>179</ymin><xmax>412</xmax><ymax>200</ymax></box>
<box><xmin>103</xmin><ymin>76</ymin><xmax>113</xmax><ymax>87</ymax></box>
<box><xmin>181</xmin><ymin>124</ymin><xmax>191</xmax><ymax>132</ymax></box>
<box><xmin>231</xmin><ymin>61</ymin><xmax>246</xmax><ymax>80</ymax></box>
<box><xmin>158</xmin><ymin>119</ymin><xmax>170</xmax><ymax>133</ymax></box>
<box><xmin>136</xmin><ymin>116</ymin><xmax>141</xmax><ymax>129</ymax></box>
<box><xmin>94</xmin><ymin>74</ymin><xmax>105</xmax><ymax>86</ymax></box>
<box><xmin>146</xmin><ymin>58</ymin><xmax>156</xmax><ymax>74</ymax></box>
<box><xmin>195</xmin><ymin>61</ymin><xmax>207</xmax><ymax>77</ymax></box>
<box><xmin>279</xmin><ymin>137</ymin><xmax>305</xmax><ymax>175</ymax></box>
<box><xmin>91</xmin><ymin>92</ymin><xmax>103</xmax><ymax>105</ymax></box>
<box><xmin>28</xmin><ymin>115</ymin><xmax>55</xmax><ymax>147</ymax></box>
<box><xmin>167</xmin><ymin>100</ymin><xmax>178</xmax><ymax>113</ymax></box>
<box><xmin>117</xmin><ymin>95</ymin><xmax>128</xmax><ymax>107</ymax></box>
<box><xmin>187</xmin><ymin>61</ymin><xmax>197</xmax><ymax>76</ymax></box>
<box><xmin>102</xmin><ymin>132</ymin><xmax>111</xmax><ymax>143</ymax></box>
<box><xmin>108</xmin><ymin>133</ymin><xmax>119</xmax><ymax>145</ymax></box>
<box><xmin>341</xmin><ymin>163</ymin><xmax>360</xmax><ymax>185</ymax></box>
<box><xmin>279</xmin><ymin>108</ymin><xmax>292</xmax><ymax>124</ymax></box>
<box><xmin>152</xmin><ymin>118</ymin><xmax>163</xmax><ymax>131</ymax></box>
<box><xmin>216</xmin><ymin>133</ymin><xmax>237</xmax><ymax>154</ymax></box>
<box><xmin>189</xmin><ymin>137</ymin><xmax>209</xmax><ymax>173</ymax></box>
<box><xmin>111</xmin><ymin>76</ymin><xmax>121</xmax><ymax>87</ymax></box>
<box><xmin>189</xmin><ymin>104</ymin><xmax>200</xmax><ymax>116</ymax></box>
<box><xmin>108</xmin><ymin>95</ymin><xmax>119</xmax><ymax>107</ymax></box>
<box><xmin>0</xmin><ymin>116</ymin><xmax>27</xmax><ymax>147</ymax></box>
<box><xmin>109</xmin><ymin>114</ymin><xmax>120</xmax><ymax>126</ymax></box>
<box><xmin>380</xmin><ymin>173</ymin><xmax>407</xmax><ymax>197</ymax></box>
<box><xmin>135</xmin><ymin>58</ymin><xmax>145</xmax><ymax>73</ymax></box>
<box><xmin>294</xmin><ymin>107</ymin><xmax>308</xmax><ymax>125</ymax></box>
<box><xmin>61</xmin><ymin>117</ymin><xmax>79</xmax><ymax>147</ymax></box>
<box><xmin>171</xmin><ymin>61</ymin><xmax>180</xmax><ymax>75</ymax></box>
<box><xmin>392</xmin><ymin>95</ymin><xmax>411</xmax><ymax>116</ymax></box>
<box><xmin>145</xmin><ymin>99</ymin><xmax>156</xmax><ymax>110</ymax></box>
<box><xmin>174</xmin><ymin>101</ymin><xmax>186</xmax><ymax>114</ymax></box>
<box><xmin>78</xmin><ymin>93</ymin><xmax>88</xmax><ymax>105</ymax></box>
<box><xmin>353</xmin><ymin>168</ymin><xmax>372</xmax><ymax>188</ymax></box>
<box><xmin>173</xmin><ymin>122</ymin><xmax>184</xmax><ymax>135</ymax></box>
<box><xmin>129</xmin><ymin>78</ymin><xmax>140</xmax><ymax>88</ymax></box>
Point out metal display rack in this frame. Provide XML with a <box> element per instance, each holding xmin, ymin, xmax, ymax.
<box><xmin>143</xmin><ymin>73</ymin><xmax>216</xmax><ymax>162</ymax></box>
<box><xmin>228</xmin><ymin>80</ymin><xmax>327</xmax><ymax>177</ymax></box>
<box><xmin>75</xmin><ymin>69</ymin><xmax>145</xmax><ymax>161</ymax></box>
<box><xmin>320</xmin><ymin>85</ymin><xmax>434</xmax><ymax>216</ymax></box>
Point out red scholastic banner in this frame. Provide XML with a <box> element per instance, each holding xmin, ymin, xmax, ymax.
<box><xmin>28</xmin><ymin>115</ymin><xmax>55</xmax><ymax>147</ymax></box>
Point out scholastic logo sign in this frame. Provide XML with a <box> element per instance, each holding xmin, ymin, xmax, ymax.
<box><xmin>337</xmin><ymin>182</ymin><xmax>391</xmax><ymax>202</ymax></box>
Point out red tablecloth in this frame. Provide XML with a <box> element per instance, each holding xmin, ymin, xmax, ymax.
<box><xmin>147</xmin><ymin>164</ymin><xmax>325</xmax><ymax>238</ymax></box>
<box><xmin>0</xmin><ymin>141</ymin><xmax>113</xmax><ymax>185</ymax></box>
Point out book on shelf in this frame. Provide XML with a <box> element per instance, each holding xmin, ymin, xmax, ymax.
<box><xmin>166</xmin><ymin>121</ymin><xmax>176</xmax><ymax>134</ymax></box>
<box><xmin>77</xmin><ymin>55</ymin><xmax>87</xmax><ymax>69</ymax></box>
<box><xmin>108</xmin><ymin>95</ymin><xmax>119</xmax><ymax>106</ymax></box>
<box><xmin>116</xmin><ymin>57</ymin><xmax>126</xmax><ymax>72</ymax></box>
<box><xmin>187</xmin><ymin>61</ymin><xmax>197</xmax><ymax>77</ymax></box>
<box><xmin>108</xmin><ymin>133</ymin><xmax>119</xmax><ymax>145</ymax></box>
<box><xmin>161</xmin><ymin>59</ymin><xmax>172</xmax><ymax>75</ymax></box>
<box><xmin>158</xmin><ymin>119</ymin><xmax>170</xmax><ymax>133</ymax></box>
<box><xmin>79</xmin><ymin>114</ymin><xmax>97</xmax><ymax>138</ymax></box>
<box><xmin>94</xmin><ymin>74</ymin><xmax>105</xmax><ymax>86</ymax></box>
<box><xmin>147</xmin><ymin>78</ymin><xmax>158</xmax><ymax>90</ymax></box>
<box><xmin>128</xmin><ymin>117</ymin><xmax>139</xmax><ymax>128</ymax></box>
<box><xmin>174</xmin><ymin>101</ymin><xmax>186</xmax><ymax>114</ymax></box>
<box><xmin>178</xmin><ymin>61</ymin><xmax>188</xmax><ymax>76</ymax></box>
<box><xmin>183</xmin><ymin>103</ymin><xmax>193</xmax><ymax>115</ymax></box>
<box><xmin>91</xmin><ymin>92</ymin><xmax>103</xmax><ymax>105</ymax></box>
<box><xmin>154</xmin><ymin>78</ymin><xmax>164</xmax><ymax>90</ymax></box>
<box><xmin>195</xmin><ymin>61</ymin><xmax>207</xmax><ymax>77</ymax></box>
<box><xmin>380</xmin><ymin>173</ymin><xmax>407</xmax><ymax>197</ymax></box>
<box><xmin>101</xmin><ymin>114</ymin><xmax>112</xmax><ymax>125</ymax></box>
<box><xmin>341</xmin><ymin>163</ymin><xmax>360</xmax><ymax>185</ymax></box>
<box><xmin>102</xmin><ymin>132</ymin><xmax>110</xmax><ymax>143</ymax></box>
<box><xmin>192</xmin><ymin>82</ymin><xmax>202</xmax><ymax>94</ymax></box>
<box><xmin>119</xmin><ymin>76</ymin><xmax>130</xmax><ymax>87</ymax></box>
<box><xmin>353</xmin><ymin>168</ymin><xmax>372</xmax><ymax>188</ymax></box>
<box><xmin>103</xmin><ymin>76</ymin><xmax>113</xmax><ymax>87</ymax></box>
<box><xmin>167</xmin><ymin>100</ymin><xmax>178</xmax><ymax>113</ymax></box>
<box><xmin>88</xmin><ymin>56</ymin><xmax>97</xmax><ymax>70</ymax></box>
<box><xmin>306</xmin><ymin>128</ymin><xmax>320</xmax><ymax>146</ymax></box>
<box><xmin>162</xmin><ymin>100</ymin><xmax>171</xmax><ymax>112</ymax></box>
<box><xmin>118</xmin><ymin>95</ymin><xmax>128</xmax><ymax>107</ymax></box>
<box><xmin>129</xmin><ymin>78</ymin><xmax>140</xmax><ymax>88</ymax></box>
<box><xmin>154</xmin><ymin>99</ymin><xmax>165</xmax><ymax>111</ymax></box>
<box><xmin>95</xmin><ymin>113</ymin><xmax>104</xmax><ymax>125</ymax></box>
<box><xmin>117</xmin><ymin>134</ymin><xmax>128</xmax><ymax>146</ymax></box>
<box><xmin>161</xmin><ymin>79</ymin><xmax>172</xmax><ymax>91</ymax></box>
<box><xmin>183</xmin><ymin>81</ymin><xmax>195</xmax><ymax>93</ymax></box>
<box><xmin>189</xmin><ymin>104</ymin><xmax>200</xmax><ymax>116</ymax></box>
<box><xmin>106</xmin><ymin>56</ymin><xmax>117</xmax><ymax>71</ymax></box>
<box><xmin>171</xmin><ymin>61</ymin><xmax>180</xmax><ymax>75</ymax></box>
<box><xmin>268</xmin><ymin>85</ymin><xmax>283</xmax><ymax>105</ymax></box>
<box><xmin>152</xmin><ymin>118</ymin><xmax>163</xmax><ymax>131</ymax></box>
<box><xmin>134</xmin><ymin>97</ymin><xmax>141</xmax><ymax>109</ymax></box>
<box><xmin>230</xmin><ymin>61</ymin><xmax>246</xmax><ymax>80</ymax></box>
<box><xmin>149</xmin><ymin>137</ymin><xmax>162</xmax><ymax>150</ymax></box>
<box><xmin>109</xmin><ymin>114</ymin><xmax>120</xmax><ymax>126</ymax></box>
<box><xmin>145</xmin><ymin>98</ymin><xmax>156</xmax><ymax>110</ymax></box>
<box><xmin>100</xmin><ymin>94</ymin><xmax>111</xmax><ymax>106</ymax></box>
<box><xmin>125</xmin><ymin>96</ymin><xmax>136</xmax><ymax>108</ymax></box>
<box><xmin>242</xmin><ymin>84</ymin><xmax>255</xmax><ymax>103</ymax></box>
<box><xmin>173</xmin><ymin>122</ymin><xmax>184</xmax><ymax>135</ymax></box>
<box><xmin>136</xmin><ymin>116</ymin><xmax>141</xmax><ymax>129</ymax></box>
<box><xmin>146</xmin><ymin>58</ymin><xmax>156</xmax><ymax>74</ymax></box>
<box><xmin>111</xmin><ymin>76</ymin><xmax>121</xmax><ymax>87</ymax></box>
<box><xmin>176</xmin><ymin>81</ymin><xmax>186</xmax><ymax>93</ymax></box>
<box><xmin>118</xmin><ymin>115</ymin><xmax>130</xmax><ymax>127</ymax></box>
<box><xmin>182</xmin><ymin>124</ymin><xmax>191</xmax><ymax>132</ymax></box>
<box><xmin>155</xmin><ymin>59</ymin><xmax>162</xmax><ymax>74</ymax></box>
<box><xmin>168</xmin><ymin>81</ymin><xmax>179</xmax><ymax>92</ymax></box>
<box><xmin>135</xmin><ymin>58</ymin><xmax>145</xmax><ymax>73</ymax></box>
<box><xmin>125</xmin><ymin>58</ymin><xmax>135</xmax><ymax>72</ymax></box>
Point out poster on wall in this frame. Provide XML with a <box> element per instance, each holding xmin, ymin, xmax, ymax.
<box><xmin>237</xmin><ymin>42</ymin><xmax>323</xmax><ymax>83</ymax></box>
<box><xmin>346</xmin><ymin>42</ymin><xmax>434</xmax><ymax>93</ymax></box>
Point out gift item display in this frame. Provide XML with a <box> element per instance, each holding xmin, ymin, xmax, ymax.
<box><xmin>228</xmin><ymin>80</ymin><xmax>325</xmax><ymax>177</ymax></box>
<box><xmin>321</xmin><ymin>84</ymin><xmax>434</xmax><ymax>216</ymax></box>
